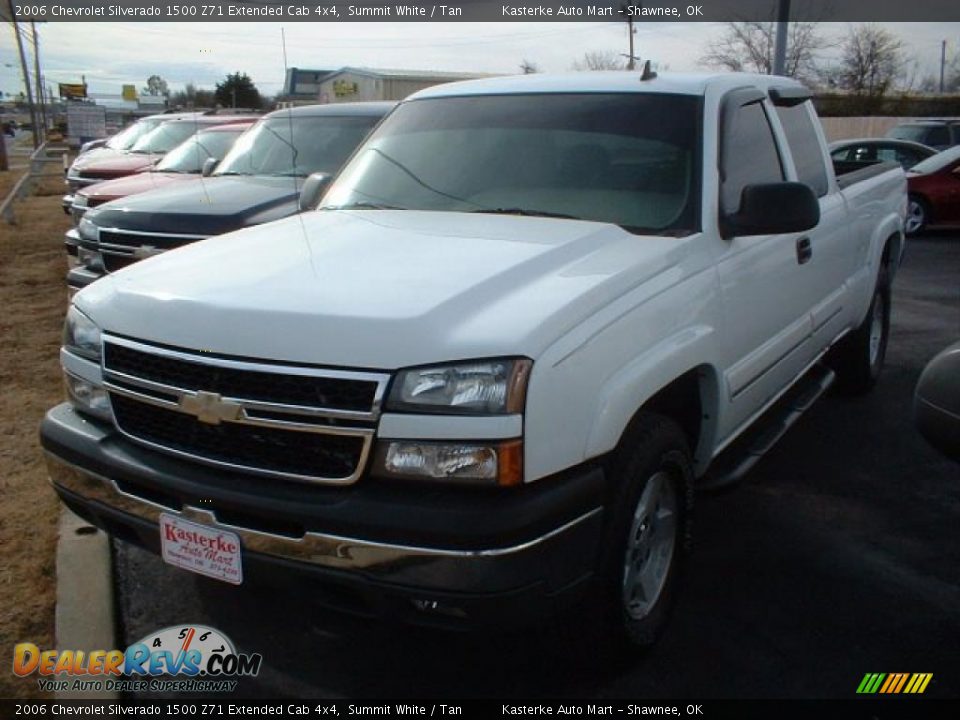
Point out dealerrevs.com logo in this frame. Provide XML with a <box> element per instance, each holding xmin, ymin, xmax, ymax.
<box><xmin>13</xmin><ymin>624</ymin><xmax>261</xmax><ymax>693</ymax></box>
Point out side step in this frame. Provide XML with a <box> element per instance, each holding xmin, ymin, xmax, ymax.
<box><xmin>700</xmin><ymin>364</ymin><xmax>836</xmax><ymax>491</ymax></box>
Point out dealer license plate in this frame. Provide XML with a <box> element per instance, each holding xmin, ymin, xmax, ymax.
<box><xmin>159</xmin><ymin>513</ymin><xmax>243</xmax><ymax>585</ymax></box>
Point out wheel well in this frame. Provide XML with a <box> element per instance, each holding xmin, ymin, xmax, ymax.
<box><xmin>641</xmin><ymin>368</ymin><xmax>705</xmax><ymax>458</ymax></box>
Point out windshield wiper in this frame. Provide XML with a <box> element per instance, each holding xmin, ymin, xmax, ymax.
<box><xmin>473</xmin><ymin>207</ymin><xmax>581</xmax><ymax>220</ymax></box>
<box><xmin>327</xmin><ymin>201</ymin><xmax>407</xmax><ymax>210</ymax></box>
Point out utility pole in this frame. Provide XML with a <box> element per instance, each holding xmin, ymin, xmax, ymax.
<box><xmin>773</xmin><ymin>0</ymin><xmax>791</xmax><ymax>76</ymax></box>
<box><xmin>31</xmin><ymin>20</ymin><xmax>46</xmax><ymax>139</ymax></box>
<box><xmin>8</xmin><ymin>0</ymin><xmax>39</xmax><ymax>148</ymax></box>
<box><xmin>621</xmin><ymin>3</ymin><xmax>637</xmax><ymax>70</ymax></box>
<box><xmin>939</xmin><ymin>40</ymin><xmax>947</xmax><ymax>94</ymax></box>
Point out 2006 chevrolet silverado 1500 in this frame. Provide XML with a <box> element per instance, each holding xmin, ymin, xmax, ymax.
<box><xmin>41</xmin><ymin>72</ymin><xmax>906</xmax><ymax>648</ymax></box>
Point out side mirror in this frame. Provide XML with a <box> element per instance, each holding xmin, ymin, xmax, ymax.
<box><xmin>721</xmin><ymin>182</ymin><xmax>820</xmax><ymax>239</ymax></box>
<box><xmin>201</xmin><ymin>158</ymin><xmax>218</xmax><ymax>177</ymax></box>
<box><xmin>299</xmin><ymin>172</ymin><xmax>333</xmax><ymax>211</ymax></box>
<box><xmin>914</xmin><ymin>341</ymin><xmax>960</xmax><ymax>463</ymax></box>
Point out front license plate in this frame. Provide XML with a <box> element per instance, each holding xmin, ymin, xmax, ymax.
<box><xmin>159</xmin><ymin>513</ymin><xmax>243</xmax><ymax>585</ymax></box>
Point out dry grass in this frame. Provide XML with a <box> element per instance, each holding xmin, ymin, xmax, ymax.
<box><xmin>0</xmin><ymin>172</ymin><xmax>73</xmax><ymax>699</ymax></box>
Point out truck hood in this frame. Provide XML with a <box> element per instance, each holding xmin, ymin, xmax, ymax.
<box><xmin>73</xmin><ymin>153</ymin><xmax>160</xmax><ymax>179</ymax></box>
<box><xmin>77</xmin><ymin>210</ymin><xmax>685</xmax><ymax>369</ymax></box>
<box><xmin>83</xmin><ymin>176</ymin><xmax>302</xmax><ymax>236</ymax></box>
<box><xmin>79</xmin><ymin>172</ymin><xmax>197</xmax><ymax>204</ymax></box>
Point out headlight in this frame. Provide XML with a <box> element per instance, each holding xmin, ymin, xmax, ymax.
<box><xmin>77</xmin><ymin>216</ymin><xmax>98</xmax><ymax>241</ymax></box>
<box><xmin>373</xmin><ymin>440</ymin><xmax>523</xmax><ymax>486</ymax></box>
<box><xmin>73</xmin><ymin>194</ymin><xmax>89</xmax><ymax>208</ymax></box>
<box><xmin>387</xmin><ymin>358</ymin><xmax>531</xmax><ymax>414</ymax></box>
<box><xmin>63</xmin><ymin>305</ymin><xmax>102</xmax><ymax>362</ymax></box>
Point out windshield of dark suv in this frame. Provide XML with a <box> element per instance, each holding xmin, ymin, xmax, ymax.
<box><xmin>155</xmin><ymin>126</ymin><xmax>249</xmax><ymax>173</ymax></box>
<box><xmin>320</xmin><ymin>93</ymin><xmax>702</xmax><ymax>235</ymax></box>
<box><xmin>129</xmin><ymin>121</ymin><xmax>204</xmax><ymax>155</ymax></box>
<box><xmin>214</xmin><ymin>114</ymin><xmax>382</xmax><ymax>178</ymax></box>
<box><xmin>106</xmin><ymin>118</ymin><xmax>164</xmax><ymax>151</ymax></box>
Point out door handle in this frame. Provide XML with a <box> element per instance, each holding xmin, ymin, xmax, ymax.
<box><xmin>796</xmin><ymin>236</ymin><xmax>812</xmax><ymax>265</ymax></box>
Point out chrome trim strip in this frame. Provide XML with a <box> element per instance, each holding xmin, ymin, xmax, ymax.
<box><xmin>96</xmin><ymin>226</ymin><xmax>209</xmax><ymax>241</ymax></box>
<box><xmin>103</xmin><ymin>366</ymin><xmax>381</xmax><ymax>423</ymax></box>
<box><xmin>102</xmin><ymin>334</ymin><xmax>390</xmax><ymax>419</ymax></box>
<box><xmin>47</xmin><ymin>453</ymin><xmax>602</xmax><ymax>565</ymax></box>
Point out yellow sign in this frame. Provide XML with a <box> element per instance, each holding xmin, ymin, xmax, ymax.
<box><xmin>59</xmin><ymin>83</ymin><xmax>87</xmax><ymax>100</ymax></box>
<box><xmin>333</xmin><ymin>80</ymin><xmax>359</xmax><ymax>98</ymax></box>
<box><xmin>122</xmin><ymin>85</ymin><xmax>137</xmax><ymax>101</ymax></box>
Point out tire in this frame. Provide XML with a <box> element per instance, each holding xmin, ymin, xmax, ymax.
<box><xmin>577</xmin><ymin>413</ymin><xmax>694</xmax><ymax>655</ymax></box>
<box><xmin>829</xmin><ymin>268</ymin><xmax>891</xmax><ymax>395</ymax></box>
<box><xmin>905</xmin><ymin>195</ymin><xmax>929</xmax><ymax>236</ymax></box>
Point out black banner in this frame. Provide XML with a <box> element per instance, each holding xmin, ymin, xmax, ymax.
<box><xmin>5</xmin><ymin>0</ymin><xmax>960</xmax><ymax>23</ymax></box>
<box><xmin>1</xmin><ymin>699</ymin><xmax>960</xmax><ymax>719</ymax></box>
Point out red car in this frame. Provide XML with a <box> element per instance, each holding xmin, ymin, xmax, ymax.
<box><xmin>906</xmin><ymin>146</ymin><xmax>960</xmax><ymax>235</ymax></box>
<box><xmin>71</xmin><ymin>121</ymin><xmax>254</xmax><ymax>220</ymax></box>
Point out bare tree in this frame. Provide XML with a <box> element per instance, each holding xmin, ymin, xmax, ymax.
<box><xmin>831</xmin><ymin>24</ymin><xmax>905</xmax><ymax>97</ymax></box>
<box><xmin>571</xmin><ymin>50</ymin><xmax>627</xmax><ymax>72</ymax></box>
<box><xmin>520</xmin><ymin>59</ymin><xmax>540</xmax><ymax>75</ymax></box>
<box><xmin>700</xmin><ymin>21</ymin><xmax>824</xmax><ymax>82</ymax></box>
<box><xmin>142</xmin><ymin>75</ymin><xmax>169</xmax><ymax>97</ymax></box>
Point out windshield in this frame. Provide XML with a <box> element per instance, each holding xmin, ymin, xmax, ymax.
<box><xmin>129</xmin><ymin>121</ymin><xmax>202</xmax><ymax>155</ymax></box>
<box><xmin>214</xmin><ymin>114</ymin><xmax>381</xmax><ymax>177</ymax></box>
<box><xmin>106</xmin><ymin>118</ymin><xmax>163</xmax><ymax>150</ymax></box>
<box><xmin>155</xmin><ymin>127</ymin><xmax>247</xmax><ymax>173</ymax></box>
<box><xmin>909</xmin><ymin>145</ymin><xmax>960</xmax><ymax>175</ymax></box>
<box><xmin>321</xmin><ymin>93</ymin><xmax>701</xmax><ymax>235</ymax></box>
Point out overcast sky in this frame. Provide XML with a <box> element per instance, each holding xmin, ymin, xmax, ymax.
<box><xmin>2</xmin><ymin>22</ymin><xmax>959</xmax><ymax>98</ymax></box>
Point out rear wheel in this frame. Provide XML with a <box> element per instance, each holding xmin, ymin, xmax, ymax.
<box><xmin>905</xmin><ymin>195</ymin><xmax>928</xmax><ymax>236</ymax></box>
<box><xmin>830</xmin><ymin>268</ymin><xmax>890</xmax><ymax>395</ymax></box>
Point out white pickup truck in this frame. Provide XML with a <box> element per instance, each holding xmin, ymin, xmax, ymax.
<box><xmin>42</xmin><ymin>72</ymin><xmax>906</xmax><ymax>648</ymax></box>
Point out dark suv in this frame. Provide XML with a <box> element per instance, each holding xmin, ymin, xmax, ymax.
<box><xmin>886</xmin><ymin>120</ymin><xmax>960</xmax><ymax>151</ymax></box>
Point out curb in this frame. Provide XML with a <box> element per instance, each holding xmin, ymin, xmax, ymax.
<box><xmin>54</xmin><ymin>506</ymin><xmax>119</xmax><ymax>701</ymax></box>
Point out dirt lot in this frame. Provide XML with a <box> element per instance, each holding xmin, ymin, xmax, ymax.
<box><xmin>0</xmin><ymin>171</ymin><xmax>72</xmax><ymax>699</ymax></box>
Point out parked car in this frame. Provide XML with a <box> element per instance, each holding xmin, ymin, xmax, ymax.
<box><xmin>904</xmin><ymin>145</ymin><xmax>960</xmax><ymax>235</ymax></box>
<box><xmin>70</xmin><ymin>121</ymin><xmax>255</xmax><ymax>220</ymax></box>
<box><xmin>830</xmin><ymin>138</ymin><xmax>935</xmax><ymax>174</ymax></box>
<box><xmin>43</xmin><ymin>72</ymin><xmax>906</xmax><ymax>648</ymax></box>
<box><xmin>66</xmin><ymin>102</ymin><xmax>393</xmax><ymax>292</ymax></box>
<box><xmin>886</xmin><ymin>120</ymin><xmax>960</xmax><ymax>151</ymax></box>
<box><xmin>915</xmin><ymin>341</ymin><xmax>960</xmax><ymax>462</ymax></box>
<box><xmin>64</xmin><ymin>122</ymin><xmax>255</xmax><ymax>267</ymax></box>
<box><xmin>62</xmin><ymin>111</ymin><xmax>257</xmax><ymax>214</ymax></box>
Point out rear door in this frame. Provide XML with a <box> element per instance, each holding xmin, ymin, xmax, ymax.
<box><xmin>713</xmin><ymin>89</ymin><xmax>815</xmax><ymax>440</ymax></box>
<box><xmin>772</xmin><ymin>97</ymin><xmax>856</xmax><ymax>358</ymax></box>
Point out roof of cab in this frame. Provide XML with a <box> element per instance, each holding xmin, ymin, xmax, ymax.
<box><xmin>263</xmin><ymin>102</ymin><xmax>397</xmax><ymax>119</ymax></box>
<box><xmin>407</xmin><ymin>71</ymin><xmax>808</xmax><ymax>101</ymax></box>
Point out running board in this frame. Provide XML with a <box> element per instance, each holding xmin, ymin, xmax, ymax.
<box><xmin>701</xmin><ymin>364</ymin><xmax>836</xmax><ymax>491</ymax></box>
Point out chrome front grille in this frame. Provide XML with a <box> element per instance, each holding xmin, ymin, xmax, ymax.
<box><xmin>101</xmin><ymin>336</ymin><xmax>389</xmax><ymax>484</ymax></box>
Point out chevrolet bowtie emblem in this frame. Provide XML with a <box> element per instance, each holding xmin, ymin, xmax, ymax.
<box><xmin>178</xmin><ymin>391</ymin><xmax>243</xmax><ymax>425</ymax></box>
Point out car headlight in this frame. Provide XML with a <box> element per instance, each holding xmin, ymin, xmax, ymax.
<box><xmin>387</xmin><ymin>358</ymin><xmax>531</xmax><ymax>414</ymax></box>
<box><xmin>77</xmin><ymin>216</ymin><xmax>98</xmax><ymax>241</ymax></box>
<box><xmin>63</xmin><ymin>305</ymin><xmax>102</xmax><ymax>362</ymax></box>
<box><xmin>73</xmin><ymin>194</ymin><xmax>89</xmax><ymax>208</ymax></box>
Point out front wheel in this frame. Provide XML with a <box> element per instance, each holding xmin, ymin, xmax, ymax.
<box><xmin>905</xmin><ymin>195</ymin><xmax>928</xmax><ymax>236</ymax></box>
<box><xmin>586</xmin><ymin>413</ymin><xmax>694</xmax><ymax>652</ymax></box>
